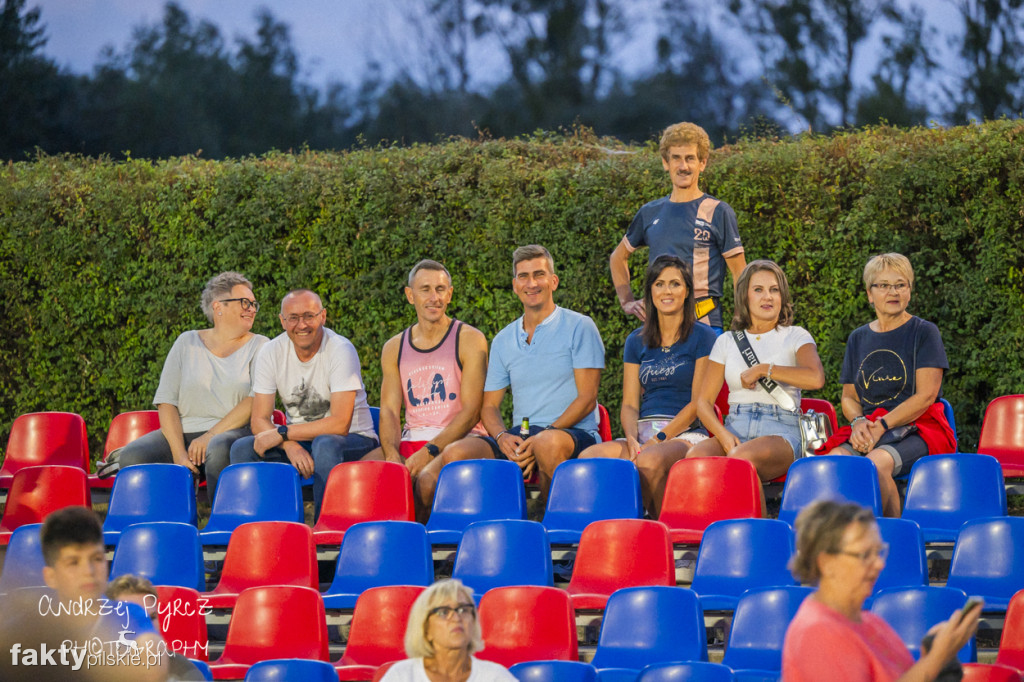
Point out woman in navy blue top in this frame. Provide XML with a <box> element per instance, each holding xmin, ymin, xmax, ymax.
<box><xmin>580</xmin><ymin>255</ymin><xmax>716</xmax><ymax>517</ymax></box>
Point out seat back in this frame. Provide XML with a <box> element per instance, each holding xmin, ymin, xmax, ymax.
<box><xmin>244</xmin><ymin>658</ymin><xmax>339</xmax><ymax>681</ymax></box>
<box><xmin>453</xmin><ymin>520</ymin><xmax>552</xmax><ymax>598</ymax></box>
<box><xmin>778</xmin><ymin>455</ymin><xmax>882</xmax><ymax>526</ymax></box>
<box><xmin>659</xmin><ymin>457</ymin><xmax>762</xmax><ymax>539</ymax></box>
<box><xmin>597</xmin><ymin>403</ymin><xmax>613</xmax><ymax>442</ymax></box>
<box><xmin>155</xmin><ymin>585</ymin><xmax>210</xmax><ymax>661</ymax></box>
<box><xmin>637</xmin><ymin>661</ymin><xmax>736</xmax><ymax>682</ymax></box>
<box><xmin>902</xmin><ymin>454</ymin><xmax>1006</xmax><ymax>541</ymax></box>
<box><xmin>690</xmin><ymin>519</ymin><xmax>797</xmax><ymax>605</ymax></box>
<box><xmin>591</xmin><ymin>586</ymin><xmax>708</xmax><ymax>670</ymax></box>
<box><xmin>1</xmin><ymin>412</ymin><xmax>89</xmax><ymax>481</ymax></box>
<box><xmin>110</xmin><ymin>522</ymin><xmax>206</xmax><ymax>591</ymax></box>
<box><xmin>978</xmin><ymin>395</ymin><xmax>1024</xmax><ymax>472</ymax></box>
<box><xmin>103</xmin><ymin>463</ymin><xmax>198</xmax><ymax>536</ymax></box>
<box><xmin>215</xmin><ymin>586</ymin><xmax>329</xmax><ymax>665</ymax></box>
<box><xmin>211</xmin><ymin>521</ymin><xmax>318</xmax><ymax>594</ymax></box>
<box><xmin>369</xmin><ymin>406</ymin><xmax>380</xmax><ymax>437</ymax></box>
<box><xmin>721</xmin><ymin>586</ymin><xmax>814</xmax><ymax>672</ymax></box>
<box><xmin>542</xmin><ymin>459</ymin><xmax>642</xmax><ymax>540</ymax></box>
<box><xmin>103</xmin><ymin>410</ymin><xmax>161</xmax><ymax>459</ymax></box>
<box><xmin>939</xmin><ymin>397</ymin><xmax>958</xmax><ymax>443</ymax></box>
<box><xmin>870</xmin><ymin>586</ymin><xmax>975</xmax><ymax>662</ymax></box>
<box><xmin>0</xmin><ymin>523</ymin><xmax>45</xmax><ymax>592</ymax></box>
<box><xmin>800</xmin><ymin>398</ymin><xmax>838</xmax><ymax>432</ymax></box>
<box><xmin>0</xmin><ymin>466</ymin><xmax>91</xmax><ymax>534</ymax></box>
<box><xmin>201</xmin><ymin>462</ymin><xmax>303</xmax><ymax>541</ymax></box>
<box><xmin>567</xmin><ymin>519</ymin><xmax>675</xmax><ymax>597</ymax></box>
<box><xmin>312</xmin><ymin>461</ymin><xmax>414</xmax><ymax>535</ymax></box>
<box><xmin>338</xmin><ymin>585</ymin><xmax>425</xmax><ymax>667</ymax></box>
<box><xmin>995</xmin><ymin>588</ymin><xmax>1024</xmax><ymax>670</ymax></box>
<box><xmin>873</xmin><ymin>518</ymin><xmax>928</xmax><ymax>593</ymax></box>
<box><xmin>509</xmin><ymin>660</ymin><xmax>598</xmax><ymax>682</ymax></box>
<box><xmin>425</xmin><ymin>460</ymin><xmax>526</xmax><ymax>535</ymax></box>
<box><xmin>946</xmin><ymin>516</ymin><xmax>1024</xmax><ymax>610</ymax></box>
<box><xmin>477</xmin><ymin>585</ymin><xmax>578</xmax><ymax>667</ymax></box>
<box><xmin>324</xmin><ymin>521</ymin><xmax>433</xmax><ymax>598</ymax></box>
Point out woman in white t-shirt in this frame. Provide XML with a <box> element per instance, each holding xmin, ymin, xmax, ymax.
<box><xmin>380</xmin><ymin>579</ymin><xmax>516</xmax><ymax>682</ymax></box>
<box><xmin>687</xmin><ymin>260</ymin><xmax>825</xmax><ymax>481</ymax></box>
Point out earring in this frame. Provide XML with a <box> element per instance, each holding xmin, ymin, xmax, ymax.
<box><xmin>218</xmin><ymin>312</ymin><xmax>222</xmax><ymax>316</ymax></box>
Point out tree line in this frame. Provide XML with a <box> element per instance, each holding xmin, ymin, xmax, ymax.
<box><xmin>2</xmin><ymin>0</ymin><xmax>1024</xmax><ymax>161</ymax></box>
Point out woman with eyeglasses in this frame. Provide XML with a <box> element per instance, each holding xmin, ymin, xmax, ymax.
<box><xmin>821</xmin><ymin>254</ymin><xmax>956</xmax><ymax>517</ymax></box>
<box><xmin>381</xmin><ymin>579</ymin><xmax>516</xmax><ymax>682</ymax></box>
<box><xmin>783</xmin><ymin>500</ymin><xmax>980</xmax><ymax>682</ymax></box>
<box><xmin>117</xmin><ymin>271</ymin><xmax>268</xmax><ymax>497</ymax></box>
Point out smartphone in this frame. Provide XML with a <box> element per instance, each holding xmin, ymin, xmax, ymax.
<box><xmin>960</xmin><ymin>597</ymin><xmax>984</xmax><ymax>622</ymax></box>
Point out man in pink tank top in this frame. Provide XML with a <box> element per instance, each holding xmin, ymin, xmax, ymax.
<box><xmin>363</xmin><ymin>260</ymin><xmax>499</xmax><ymax>520</ymax></box>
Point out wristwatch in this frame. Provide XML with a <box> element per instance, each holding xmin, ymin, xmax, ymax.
<box><xmin>425</xmin><ymin>443</ymin><xmax>441</xmax><ymax>457</ymax></box>
<box><xmin>276</xmin><ymin>424</ymin><xmax>288</xmax><ymax>440</ymax></box>
<box><xmin>656</xmin><ymin>431</ymin><xmax>668</xmax><ymax>442</ymax></box>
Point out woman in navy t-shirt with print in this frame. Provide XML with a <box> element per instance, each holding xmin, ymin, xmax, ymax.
<box><xmin>580</xmin><ymin>255</ymin><xmax>716</xmax><ymax>517</ymax></box>
<box><xmin>823</xmin><ymin>253</ymin><xmax>956</xmax><ymax>517</ymax></box>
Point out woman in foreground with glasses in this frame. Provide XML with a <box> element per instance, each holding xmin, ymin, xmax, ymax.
<box><xmin>117</xmin><ymin>271</ymin><xmax>268</xmax><ymax>497</ymax></box>
<box><xmin>821</xmin><ymin>253</ymin><xmax>956</xmax><ymax>516</ymax></box>
<box><xmin>381</xmin><ymin>578</ymin><xmax>516</xmax><ymax>682</ymax></box>
<box><xmin>783</xmin><ymin>500</ymin><xmax>980</xmax><ymax>682</ymax></box>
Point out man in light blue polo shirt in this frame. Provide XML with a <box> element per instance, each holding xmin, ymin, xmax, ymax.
<box><xmin>482</xmin><ymin>244</ymin><xmax>605</xmax><ymax>507</ymax></box>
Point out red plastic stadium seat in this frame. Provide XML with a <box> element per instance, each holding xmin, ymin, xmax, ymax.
<box><xmin>0</xmin><ymin>466</ymin><xmax>91</xmax><ymax>545</ymax></box>
<box><xmin>155</xmin><ymin>585</ymin><xmax>210</xmax><ymax>661</ymax></box>
<box><xmin>978</xmin><ymin>395</ymin><xmax>1024</xmax><ymax>477</ymax></box>
<box><xmin>1</xmin><ymin>412</ymin><xmax>89</xmax><ymax>487</ymax></box>
<box><xmin>89</xmin><ymin>410</ymin><xmax>161</xmax><ymax>490</ymax></box>
<box><xmin>312</xmin><ymin>461</ymin><xmax>415</xmax><ymax>546</ymax></box>
<box><xmin>566</xmin><ymin>519</ymin><xmax>675</xmax><ymax>610</ymax></box>
<box><xmin>334</xmin><ymin>585</ymin><xmax>425</xmax><ymax>680</ymax></box>
<box><xmin>476</xmin><ymin>585</ymin><xmax>578</xmax><ymax>668</ymax></box>
<box><xmin>209</xmin><ymin>585</ymin><xmax>329</xmax><ymax>680</ymax></box>
<box><xmin>961</xmin><ymin>663</ymin><xmax>1023</xmax><ymax>682</ymax></box>
<box><xmin>800</xmin><ymin>397</ymin><xmax>839</xmax><ymax>433</ymax></box>
<box><xmin>997</xmin><ymin>588</ymin><xmax>1024</xmax><ymax>670</ymax></box>
<box><xmin>597</xmin><ymin>403</ymin><xmax>613</xmax><ymax>442</ymax></box>
<box><xmin>271</xmin><ymin>409</ymin><xmax>287</xmax><ymax>426</ymax></box>
<box><xmin>202</xmin><ymin>521</ymin><xmax>318</xmax><ymax>609</ymax></box>
<box><xmin>659</xmin><ymin>457</ymin><xmax>763</xmax><ymax>544</ymax></box>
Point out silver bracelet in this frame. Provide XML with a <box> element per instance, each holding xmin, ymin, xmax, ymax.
<box><xmin>766</xmin><ymin>362</ymin><xmax>774</xmax><ymax>382</ymax></box>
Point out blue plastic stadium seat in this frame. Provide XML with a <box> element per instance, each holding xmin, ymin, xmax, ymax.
<box><xmin>102</xmin><ymin>463</ymin><xmax>198</xmax><ymax>545</ymax></box>
<box><xmin>199</xmin><ymin>462</ymin><xmax>303</xmax><ymax>545</ymax></box>
<box><xmin>901</xmin><ymin>454</ymin><xmax>1007</xmax><ymax>543</ymax></box>
<box><xmin>777</xmin><ymin>455</ymin><xmax>882</xmax><ymax>526</ymax></box>
<box><xmin>870</xmin><ymin>586</ymin><xmax>976</xmax><ymax>663</ymax></box>
<box><xmin>453</xmin><ymin>519</ymin><xmax>553</xmax><ymax>601</ymax></box>
<box><xmin>321</xmin><ymin>520</ymin><xmax>433</xmax><ymax>609</ymax></box>
<box><xmin>0</xmin><ymin>523</ymin><xmax>45</xmax><ymax>593</ymax></box>
<box><xmin>425</xmin><ymin>459</ymin><xmax>526</xmax><ymax>545</ymax></box>
<box><xmin>542</xmin><ymin>458</ymin><xmax>642</xmax><ymax>544</ymax></box>
<box><xmin>591</xmin><ymin>586</ymin><xmax>708</xmax><ymax>674</ymax></box>
<box><xmin>244</xmin><ymin>657</ymin><xmax>338</xmax><ymax>681</ymax></box>
<box><xmin>510</xmin><ymin>660</ymin><xmax>599</xmax><ymax>682</ymax></box>
<box><xmin>109</xmin><ymin>521</ymin><xmax>206</xmax><ymax>591</ymax></box>
<box><xmin>721</xmin><ymin>586</ymin><xmax>814</xmax><ymax>677</ymax></box>
<box><xmin>638</xmin><ymin>661</ymin><xmax>736</xmax><ymax>682</ymax></box>
<box><xmin>946</xmin><ymin>516</ymin><xmax>1024</xmax><ymax>612</ymax></box>
<box><xmin>870</xmin><ymin>518</ymin><xmax>928</xmax><ymax>598</ymax></box>
<box><xmin>690</xmin><ymin>519</ymin><xmax>797</xmax><ymax>611</ymax></box>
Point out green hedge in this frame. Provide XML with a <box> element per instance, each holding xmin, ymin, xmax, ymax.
<box><xmin>1</xmin><ymin>123</ymin><xmax>1023</xmax><ymax>461</ymax></box>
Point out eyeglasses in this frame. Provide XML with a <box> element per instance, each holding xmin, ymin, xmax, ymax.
<box><xmin>427</xmin><ymin>603</ymin><xmax>476</xmax><ymax>620</ymax></box>
<box><xmin>282</xmin><ymin>310</ymin><xmax>323</xmax><ymax>325</ymax></box>
<box><xmin>870</xmin><ymin>282</ymin><xmax>909</xmax><ymax>293</ymax></box>
<box><xmin>835</xmin><ymin>542</ymin><xmax>889</xmax><ymax>564</ymax></box>
<box><xmin>219</xmin><ymin>298</ymin><xmax>260</xmax><ymax>312</ymax></box>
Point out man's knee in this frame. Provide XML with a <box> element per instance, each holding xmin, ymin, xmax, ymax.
<box><xmin>439</xmin><ymin>437</ymin><xmax>492</xmax><ymax>465</ymax></box>
<box><xmin>229</xmin><ymin>436</ymin><xmax>259</xmax><ymax>463</ymax></box>
<box><xmin>532</xmin><ymin>432</ymin><xmax>573</xmax><ymax>471</ymax></box>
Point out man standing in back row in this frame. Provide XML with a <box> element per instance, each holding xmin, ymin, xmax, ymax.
<box><xmin>482</xmin><ymin>244</ymin><xmax>605</xmax><ymax>509</ymax></box>
<box><xmin>610</xmin><ymin>121</ymin><xmax>746</xmax><ymax>333</ymax></box>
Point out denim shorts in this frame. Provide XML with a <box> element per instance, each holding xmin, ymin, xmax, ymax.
<box><xmin>724</xmin><ymin>402</ymin><xmax>802</xmax><ymax>459</ymax></box>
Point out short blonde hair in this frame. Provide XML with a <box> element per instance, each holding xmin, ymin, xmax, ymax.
<box><xmin>659</xmin><ymin>122</ymin><xmax>711</xmax><ymax>161</ymax></box>
<box><xmin>862</xmin><ymin>253</ymin><xmax>914</xmax><ymax>291</ymax></box>
<box><xmin>404</xmin><ymin>579</ymin><xmax>484</xmax><ymax>659</ymax></box>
